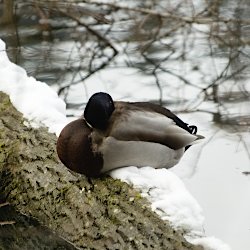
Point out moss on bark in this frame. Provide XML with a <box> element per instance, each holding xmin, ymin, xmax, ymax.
<box><xmin>0</xmin><ymin>204</ymin><xmax>76</xmax><ymax>250</ymax></box>
<box><xmin>0</xmin><ymin>91</ymin><xmax>202</xmax><ymax>250</ymax></box>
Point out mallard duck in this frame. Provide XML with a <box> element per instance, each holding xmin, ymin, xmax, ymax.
<box><xmin>57</xmin><ymin>92</ymin><xmax>204</xmax><ymax>177</ymax></box>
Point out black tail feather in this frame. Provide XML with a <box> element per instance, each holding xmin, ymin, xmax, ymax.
<box><xmin>188</xmin><ymin>125</ymin><xmax>197</xmax><ymax>135</ymax></box>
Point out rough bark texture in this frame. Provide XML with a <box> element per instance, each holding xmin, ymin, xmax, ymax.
<box><xmin>0</xmin><ymin>204</ymin><xmax>76</xmax><ymax>250</ymax></box>
<box><xmin>0</xmin><ymin>92</ymin><xmax>202</xmax><ymax>250</ymax></box>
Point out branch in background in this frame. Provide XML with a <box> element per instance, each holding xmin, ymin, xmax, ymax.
<box><xmin>79</xmin><ymin>0</ymin><xmax>250</xmax><ymax>25</ymax></box>
<box><xmin>2</xmin><ymin>0</ymin><xmax>249</xmax><ymax>115</ymax></box>
<box><xmin>55</xmin><ymin>7</ymin><xmax>118</xmax><ymax>96</ymax></box>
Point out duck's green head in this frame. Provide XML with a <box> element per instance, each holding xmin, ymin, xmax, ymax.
<box><xmin>84</xmin><ymin>92</ymin><xmax>115</xmax><ymax>130</ymax></box>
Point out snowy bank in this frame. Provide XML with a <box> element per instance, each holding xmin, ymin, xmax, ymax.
<box><xmin>0</xmin><ymin>39</ymin><xmax>231</xmax><ymax>250</ymax></box>
<box><xmin>0</xmin><ymin>39</ymin><xmax>68</xmax><ymax>136</ymax></box>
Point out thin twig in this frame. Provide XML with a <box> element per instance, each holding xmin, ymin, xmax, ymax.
<box><xmin>0</xmin><ymin>221</ymin><xmax>16</xmax><ymax>226</ymax></box>
<box><xmin>79</xmin><ymin>0</ymin><xmax>250</xmax><ymax>25</ymax></box>
<box><xmin>0</xmin><ymin>202</ymin><xmax>10</xmax><ymax>208</ymax></box>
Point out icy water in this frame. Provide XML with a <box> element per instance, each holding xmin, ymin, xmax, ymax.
<box><xmin>1</xmin><ymin>0</ymin><xmax>250</xmax><ymax>249</ymax></box>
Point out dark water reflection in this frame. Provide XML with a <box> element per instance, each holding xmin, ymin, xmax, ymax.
<box><xmin>1</xmin><ymin>2</ymin><xmax>250</xmax><ymax>249</ymax></box>
<box><xmin>0</xmin><ymin>0</ymin><xmax>250</xmax><ymax>127</ymax></box>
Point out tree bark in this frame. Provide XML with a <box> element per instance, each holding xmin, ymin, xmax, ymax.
<box><xmin>0</xmin><ymin>203</ymin><xmax>77</xmax><ymax>249</ymax></box>
<box><xmin>0</xmin><ymin>0</ymin><xmax>14</xmax><ymax>24</ymax></box>
<box><xmin>0</xmin><ymin>91</ymin><xmax>202</xmax><ymax>250</ymax></box>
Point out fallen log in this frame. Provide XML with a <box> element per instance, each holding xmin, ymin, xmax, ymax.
<box><xmin>0</xmin><ymin>91</ymin><xmax>202</xmax><ymax>249</ymax></box>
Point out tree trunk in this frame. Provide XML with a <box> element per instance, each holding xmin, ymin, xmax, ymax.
<box><xmin>0</xmin><ymin>92</ymin><xmax>202</xmax><ymax>250</ymax></box>
<box><xmin>0</xmin><ymin>0</ymin><xmax>14</xmax><ymax>24</ymax></box>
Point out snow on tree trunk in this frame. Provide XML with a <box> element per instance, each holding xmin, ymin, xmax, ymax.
<box><xmin>0</xmin><ymin>92</ymin><xmax>202</xmax><ymax>250</ymax></box>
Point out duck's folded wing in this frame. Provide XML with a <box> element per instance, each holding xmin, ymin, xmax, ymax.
<box><xmin>131</xmin><ymin>102</ymin><xmax>191</xmax><ymax>132</ymax></box>
<box><xmin>109</xmin><ymin>110</ymin><xmax>200</xmax><ymax>150</ymax></box>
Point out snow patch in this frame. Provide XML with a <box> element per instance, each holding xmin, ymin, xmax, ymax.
<box><xmin>0</xmin><ymin>39</ymin><xmax>67</xmax><ymax>136</ymax></box>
